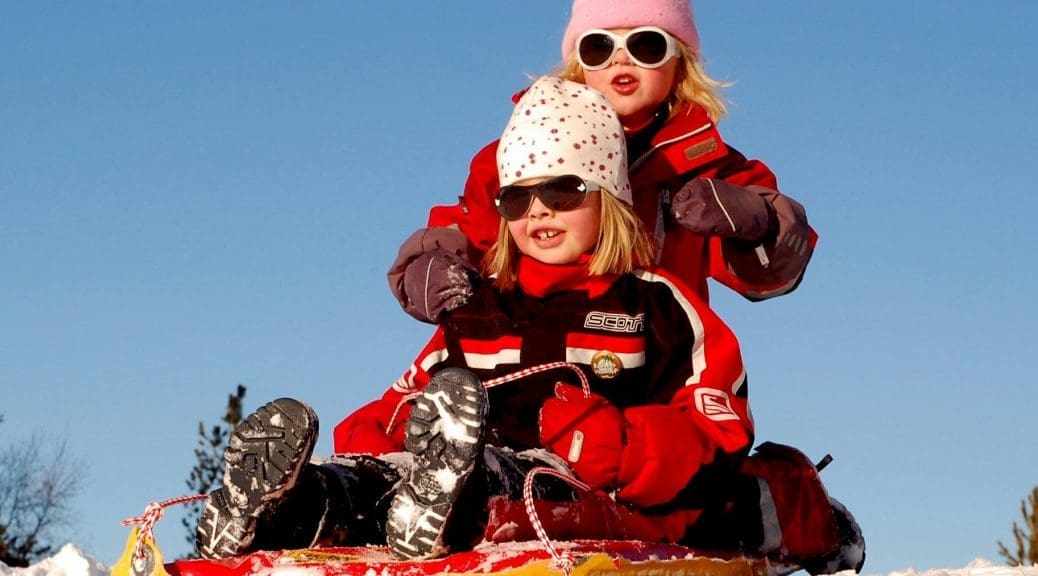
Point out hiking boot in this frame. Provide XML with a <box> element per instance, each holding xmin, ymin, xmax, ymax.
<box><xmin>386</xmin><ymin>368</ymin><xmax>488</xmax><ymax>560</ymax></box>
<box><xmin>195</xmin><ymin>397</ymin><xmax>319</xmax><ymax>559</ymax></box>
<box><xmin>196</xmin><ymin>488</ymin><xmax>251</xmax><ymax>559</ymax></box>
<box><xmin>802</xmin><ymin>498</ymin><xmax>866</xmax><ymax>575</ymax></box>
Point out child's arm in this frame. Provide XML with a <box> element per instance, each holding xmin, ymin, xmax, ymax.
<box><xmin>387</xmin><ymin>227</ymin><xmax>479</xmax><ymax>323</ymax></box>
<box><xmin>427</xmin><ymin>141</ymin><xmax>503</xmax><ymax>255</ymax></box>
<box><xmin>539</xmin><ymin>271</ymin><xmax>753</xmax><ymax>508</ymax></box>
<box><xmin>614</xmin><ymin>271</ymin><xmax>753</xmax><ymax>506</ymax></box>
<box><xmin>386</xmin><ymin>141</ymin><xmax>501</xmax><ymax>323</ymax></box>
<box><xmin>331</xmin><ymin>328</ymin><xmax>449</xmax><ymax>454</ymax></box>
<box><xmin>331</xmin><ymin>389</ymin><xmax>409</xmax><ymax>456</ymax></box>
<box><xmin>696</xmin><ymin>149</ymin><xmax>817</xmax><ymax>300</ymax></box>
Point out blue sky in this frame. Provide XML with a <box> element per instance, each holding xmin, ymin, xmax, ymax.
<box><xmin>2</xmin><ymin>2</ymin><xmax>1036</xmax><ymax>574</ymax></box>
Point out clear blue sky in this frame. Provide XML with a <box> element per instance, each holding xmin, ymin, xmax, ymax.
<box><xmin>2</xmin><ymin>2</ymin><xmax>1036</xmax><ymax>574</ymax></box>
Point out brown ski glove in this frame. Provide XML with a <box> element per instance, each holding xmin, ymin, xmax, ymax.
<box><xmin>388</xmin><ymin>227</ymin><xmax>478</xmax><ymax>323</ymax></box>
<box><xmin>670</xmin><ymin>179</ymin><xmax>777</xmax><ymax>242</ymax></box>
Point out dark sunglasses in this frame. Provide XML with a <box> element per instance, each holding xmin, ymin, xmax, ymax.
<box><xmin>576</xmin><ymin>26</ymin><xmax>680</xmax><ymax>71</ymax></box>
<box><xmin>495</xmin><ymin>175</ymin><xmax>601</xmax><ymax>221</ymax></box>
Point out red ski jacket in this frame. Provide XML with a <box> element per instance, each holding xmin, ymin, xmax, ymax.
<box><xmin>426</xmin><ymin>101</ymin><xmax>816</xmax><ymax>302</ymax></box>
<box><xmin>335</xmin><ymin>257</ymin><xmax>754</xmax><ymax>508</ymax></box>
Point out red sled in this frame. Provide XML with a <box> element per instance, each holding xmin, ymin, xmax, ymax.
<box><xmin>166</xmin><ymin>541</ymin><xmax>775</xmax><ymax>576</ymax></box>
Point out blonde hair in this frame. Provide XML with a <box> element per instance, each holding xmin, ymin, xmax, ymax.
<box><xmin>484</xmin><ymin>192</ymin><xmax>656</xmax><ymax>291</ymax></box>
<box><xmin>553</xmin><ymin>43</ymin><xmax>729</xmax><ymax>123</ymax></box>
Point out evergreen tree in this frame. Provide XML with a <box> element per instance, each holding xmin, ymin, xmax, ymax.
<box><xmin>998</xmin><ymin>485</ymin><xmax>1038</xmax><ymax>567</ymax></box>
<box><xmin>181</xmin><ymin>385</ymin><xmax>247</xmax><ymax>558</ymax></box>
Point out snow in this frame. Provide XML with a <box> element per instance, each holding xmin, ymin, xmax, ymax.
<box><xmin>0</xmin><ymin>545</ymin><xmax>107</xmax><ymax>576</ymax></box>
<box><xmin>0</xmin><ymin>545</ymin><xmax>1036</xmax><ymax>576</ymax></box>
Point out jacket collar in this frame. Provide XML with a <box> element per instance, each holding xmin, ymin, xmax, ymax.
<box><xmin>516</xmin><ymin>254</ymin><xmax>616</xmax><ymax>298</ymax></box>
<box><xmin>629</xmin><ymin>102</ymin><xmax>727</xmax><ymax>174</ymax></box>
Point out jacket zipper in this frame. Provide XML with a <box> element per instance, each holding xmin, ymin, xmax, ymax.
<box><xmin>629</xmin><ymin>122</ymin><xmax>713</xmax><ymax>174</ymax></box>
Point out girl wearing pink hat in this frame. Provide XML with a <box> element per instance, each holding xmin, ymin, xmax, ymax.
<box><xmin>391</xmin><ymin>0</ymin><xmax>815</xmax><ymax>323</ymax></box>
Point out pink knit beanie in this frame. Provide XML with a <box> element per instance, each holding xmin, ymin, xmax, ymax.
<box><xmin>561</xmin><ymin>0</ymin><xmax>700</xmax><ymax>61</ymax></box>
<box><xmin>497</xmin><ymin>76</ymin><xmax>631</xmax><ymax>204</ymax></box>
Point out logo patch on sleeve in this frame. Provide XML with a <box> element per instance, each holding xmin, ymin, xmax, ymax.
<box><xmin>684</xmin><ymin>137</ymin><xmax>718</xmax><ymax>162</ymax></box>
<box><xmin>694</xmin><ymin>388</ymin><xmax>740</xmax><ymax>422</ymax></box>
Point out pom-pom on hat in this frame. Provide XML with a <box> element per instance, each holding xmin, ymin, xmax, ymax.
<box><xmin>497</xmin><ymin>76</ymin><xmax>631</xmax><ymax>205</ymax></box>
<box><xmin>561</xmin><ymin>0</ymin><xmax>700</xmax><ymax>61</ymax></box>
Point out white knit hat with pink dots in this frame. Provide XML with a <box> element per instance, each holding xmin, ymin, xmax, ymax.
<box><xmin>497</xmin><ymin>76</ymin><xmax>632</xmax><ymax>205</ymax></box>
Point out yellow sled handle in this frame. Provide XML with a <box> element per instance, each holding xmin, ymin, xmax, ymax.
<box><xmin>111</xmin><ymin>527</ymin><xmax>171</xmax><ymax>576</ymax></box>
<box><xmin>114</xmin><ymin>494</ymin><xmax>208</xmax><ymax>576</ymax></box>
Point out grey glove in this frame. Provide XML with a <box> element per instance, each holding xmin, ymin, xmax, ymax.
<box><xmin>670</xmin><ymin>179</ymin><xmax>776</xmax><ymax>242</ymax></box>
<box><xmin>402</xmin><ymin>249</ymin><xmax>478</xmax><ymax>322</ymax></box>
<box><xmin>388</xmin><ymin>227</ymin><xmax>478</xmax><ymax>323</ymax></box>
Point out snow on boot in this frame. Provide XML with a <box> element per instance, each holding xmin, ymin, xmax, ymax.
<box><xmin>196</xmin><ymin>397</ymin><xmax>319</xmax><ymax>559</ymax></box>
<box><xmin>386</xmin><ymin>368</ymin><xmax>488</xmax><ymax>560</ymax></box>
<box><xmin>802</xmin><ymin>498</ymin><xmax>866</xmax><ymax>575</ymax></box>
<box><xmin>196</xmin><ymin>488</ymin><xmax>251</xmax><ymax>559</ymax></box>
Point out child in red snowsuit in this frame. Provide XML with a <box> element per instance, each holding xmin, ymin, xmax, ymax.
<box><xmin>389</xmin><ymin>0</ymin><xmax>817</xmax><ymax>325</ymax></box>
<box><xmin>195</xmin><ymin>77</ymin><xmax>863</xmax><ymax>574</ymax></box>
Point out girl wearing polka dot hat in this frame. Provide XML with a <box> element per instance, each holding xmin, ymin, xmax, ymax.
<box><xmin>335</xmin><ymin>75</ymin><xmax>756</xmax><ymax>561</ymax></box>
<box><xmin>195</xmin><ymin>75</ymin><xmax>752</xmax><ymax>561</ymax></box>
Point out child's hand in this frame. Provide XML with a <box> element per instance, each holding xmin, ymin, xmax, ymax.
<box><xmin>402</xmin><ymin>249</ymin><xmax>478</xmax><ymax>322</ymax></box>
<box><xmin>670</xmin><ymin>179</ymin><xmax>776</xmax><ymax>242</ymax></box>
<box><xmin>388</xmin><ymin>227</ymin><xmax>479</xmax><ymax>323</ymax></box>
<box><xmin>538</xmin><ymin>383</ymin><xmax>624</xmax><ymax>490</ymax></box>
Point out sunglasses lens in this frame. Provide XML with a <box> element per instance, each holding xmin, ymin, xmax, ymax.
<box><xmin>578</xmin><ymin>33</ymin><xmax>616</xmax><ymax>69</ymax></box>
<box><xmin>495</xmin><ymin>176</ymin><xmax>590</xmax><ymax>220</ymax></box>
<box><xmin>627</xmin><ymin>29</ymin><xmax>670</xmax><ymax>67</ymax></box>
<box><xmin>538</xmin><ymin>175</ymin><xmax>589</xmax><ymax>211</ymax></box>
<box><xmin>496</xmin><ymin>187</ymin><xmax>533</xmax><ymax>220</ymax></box>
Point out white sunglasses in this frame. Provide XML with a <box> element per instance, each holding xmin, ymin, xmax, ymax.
<box><xmin>575</xmin><ymin>26</ymin><xmax>681</xmax><ymax>71</ymax></box>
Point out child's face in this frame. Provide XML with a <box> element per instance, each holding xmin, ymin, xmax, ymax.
<box><xmin>506</xmin><ymin>184</ymin><xmax>602</xmax><ymax>265</ymax></box>
<box><xmin>582</xmin><ymin>28</ymin><xmax>679</xmax><ymax>130</ymax></box>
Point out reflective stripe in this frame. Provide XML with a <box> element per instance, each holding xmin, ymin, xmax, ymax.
<box><xmin>632</xmin><ymin>270</ymin><xmax>707</xmax><ymax>385</ymax></box>
<box><xmin>463</xmin><ymin>349</ymin><xmax>521</xmax><ymax>370</ymax></box>
<box><xmin>565</xmin><ymin>347</ymin><xmax>646</xmax><ymax>368</ymax></box>
<box><xmin>394</xmin><ymin>347</ymin><xmax>449</xmax><ymax>392</ymax></box>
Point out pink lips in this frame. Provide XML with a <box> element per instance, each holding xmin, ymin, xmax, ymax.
<box><xmin>610</xmin><ymin>73</ymin><xmax>639</xmax><ymax>96</ymax></box>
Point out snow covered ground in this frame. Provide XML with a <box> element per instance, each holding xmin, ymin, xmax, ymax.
<box><xmin>1</xmin><ymin>544</ymin><xmax>1036</xmax><ymax>576</ymax></box>
<box><xmin>0</xmin><ymin>546</ymin><xmax>108</xmax><ymax>576</ymax></box>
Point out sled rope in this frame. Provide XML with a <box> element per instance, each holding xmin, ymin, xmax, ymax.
<box><xmin>387</xmin><ymin>362</ymin><xmax>592</xmax><ymax>434</ymax></box>
<box><xmin>121</xmin><ymin>494</ymin><xmax>208</xmax><ymax>560</ymax></box>
<box><xmin>385</xmin><ymin>390</ymin><xmax>424</xmax><ymax>435</ymax></box>
<box><xmin>483</xmin><ymin>361</ymin><xmax>591</xmax><ymax>397</ymax></box>
<box><xmin>523</xmin><ymin>466</ymin><xmax>591</xmax><ymax>576</ymax></box>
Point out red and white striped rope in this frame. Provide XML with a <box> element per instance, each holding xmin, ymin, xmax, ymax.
<box><xmin>388</xmin><ymin>361</ymin><xmax>592</xmax><ymax>434</ymax></box>
<box><xmin>483</xmin><ymin>361</ymin><xmax>590</xmax><ymax>397</ymax></box>
<box><xmin>121</xmin><ymin>494</ymin><xmax>208</xmax><ymax>560</ymax></box>
<box><xmin>522</xmin><ymin>466</ymin><xmax>591</xmax><ymax>575</ymax></box>
<box><xmin>385</xmin><ymin>390</ymin><xmax>424</xmax><ymax>435</ymax></box>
